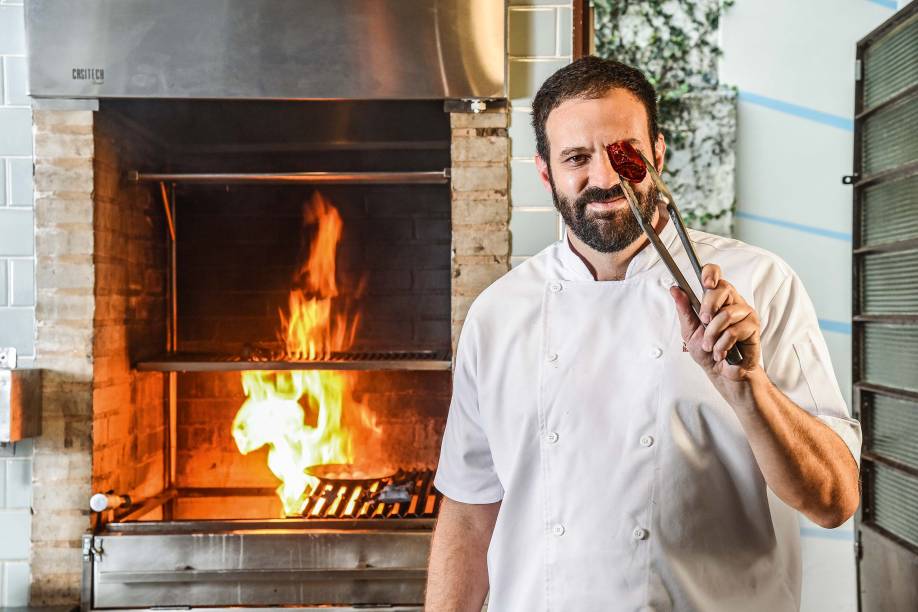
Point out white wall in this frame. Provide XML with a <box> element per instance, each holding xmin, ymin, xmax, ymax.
<box><xmin>720</xmin><ymin>1</ymin><xmax>910</xmax><ymax>610</ymax></box>
<box><xmin>507</xmin><ymin>0</ymin><xmax>573</xmax><ymax>265</ymax></box>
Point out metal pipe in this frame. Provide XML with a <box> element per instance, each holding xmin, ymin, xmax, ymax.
<box><xmin>168</xmin><ymin>184</ymin><xmax>178</xmax><ymax>495</ymax></box>
<box><xmin>129</xmin><ymin>169</ymin><xmax>451</xmax><ymax>185</ymax></box>
<box><xmin>157</xmin><ymin>183</ymin><xmax>179</xmax><ymax>504</ymax></box>
<box><xmin>158</xmin><ymin>182</ymin><xmax>176</xmax><ymax>242</ymax></box>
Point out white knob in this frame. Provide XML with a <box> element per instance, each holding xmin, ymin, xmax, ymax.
<box><xmin>90</xmin><ymin>493</ymin><xmax>111</xmax><ymax>512</ymax></box>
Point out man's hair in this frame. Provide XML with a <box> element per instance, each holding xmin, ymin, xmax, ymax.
<box><xmin>531</xmin><ymin>56</ymin><xmax>659</xmax><ymax>162</ymax></box>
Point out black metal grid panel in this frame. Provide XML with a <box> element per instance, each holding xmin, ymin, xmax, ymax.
<box><xmin>853</xmin><ymin>4</ymin><xmax>918</xmax><ymax>611</ymax></box>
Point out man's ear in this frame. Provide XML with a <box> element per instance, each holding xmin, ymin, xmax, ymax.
<box><xmin>535</xmin><ymin>154</ymin><xmax>553</xmax><ymax>191</ymax></box>
<box><xmin>654</xmin><ymin>133</ymin><xmax>666</xmax><ymax>173</ymax></box>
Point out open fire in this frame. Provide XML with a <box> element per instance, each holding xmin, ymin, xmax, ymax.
<box><xmin>232</xmin><ymin>192</ymin><xmax>382</xmax><ymax>515</ymax></box>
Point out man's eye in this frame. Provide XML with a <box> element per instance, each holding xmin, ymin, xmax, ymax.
<box><xmin>566</xmin><ymin>154</ymin><xmax>588</xmax><ymax>165</ymax></box>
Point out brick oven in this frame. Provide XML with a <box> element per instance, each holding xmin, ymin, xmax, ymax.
<box><xmin>25</xmin><ymin>1</ymin><xmax>509</xmax><ymax>609</ymax></box>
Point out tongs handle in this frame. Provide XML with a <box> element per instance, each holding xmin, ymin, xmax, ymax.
<box><xmin>627</xmin><ymin>152</ymin><xmax>744</xmax><ymax>367</ymax></box>
<box><xmin>667</xmin><ymin>202</ymin><xmax>744</xmax><ymax>366</ymax></box>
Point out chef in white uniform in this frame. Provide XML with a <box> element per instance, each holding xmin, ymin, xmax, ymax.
<box><xmin>425</xmin><ymin>57</ymin><xmax>861</xmax><ymax>612</ymax></box>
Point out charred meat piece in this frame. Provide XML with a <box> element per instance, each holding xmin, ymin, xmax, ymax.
<box><xmin>605</xmin><ymin>140</ymin><xmax>647</xmax><ymax>183</ymax></box>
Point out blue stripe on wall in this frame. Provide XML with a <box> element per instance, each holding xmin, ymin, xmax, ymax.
<box><xmin>867</xmin><ymin>0</ymin><xmax>897</xmax><ymax>9</ymax></box>
<box><xmin>738</xmin><ymin>91</ymin><xmax>854</xmax><ymax>132</ymax></box>
<box><xmin>801</xmin><ymin>527</ymin><xmax>855</xmax><ymax>542</ymax></box>
<box><xmin>819</xmin><ymin>319</ymin><xmax>853</xmax><ymax>335</ymax></box>
<box><xmin>735</xmin><ymin>211</ymin><xmax>853</xmax><ymax>242</ymax></box>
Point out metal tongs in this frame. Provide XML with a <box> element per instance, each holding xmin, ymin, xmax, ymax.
<box><xmin>618</xmin><ymin>152</ymin><xmax>744</xmax><ymax>366</ymax></box>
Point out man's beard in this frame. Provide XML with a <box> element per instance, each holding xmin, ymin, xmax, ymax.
<box><xmin>550</xmin><ymin>176</ymin><xmax>659</xmax><ymax>254</ymax></box>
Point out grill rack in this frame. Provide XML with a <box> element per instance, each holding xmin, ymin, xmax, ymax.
<box><xmin>298</xmin><ymin>469</ymin><xmax>442</xmax><ymax>520</ymax></box>
<box><xmin>136</xmin><ymin>350</ymin><xmax>452</xmax><ymax>372</ymax></box>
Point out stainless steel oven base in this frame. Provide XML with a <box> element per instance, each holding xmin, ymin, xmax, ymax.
<box><xmin>82</xmin><ymin>519</ymin><xmax>433</xmax><ymax>610</ymax></box>
<box><xmin>86</xmin><ymin>608</ymin><xmax>421</xmax><ymax>612</ymax></box>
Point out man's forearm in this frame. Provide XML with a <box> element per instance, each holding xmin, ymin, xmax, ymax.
<box><xmin>425</xmin><ymin>497</ymin><xmax>500</xmax><ymax>612</ymax></box>
<box><xmin>722</xmin><ymin>368</ymin><xmax>860</xmax><ymax>528</ymax></box>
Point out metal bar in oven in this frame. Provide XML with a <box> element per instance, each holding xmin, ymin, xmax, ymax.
<box><xmin>104</xmin><ymin>517</ymin><xmax>435</xmax><ymax>534</ymax></box>
<box><xmin>129</xmin><ymin>169</ymin><xmax>451</xmax><ymax>185</ymax></box>
<box><xmin>99</xmin><ymin>567</ymin><xmax>428</xmax><ymax>584</ymax></box>
<box><xmin>114</xmin><ymin>489</ymin><xmax>179</xmax><ymax>523</ymax></box>
<box><xmin>158</xmin><ymin>182</ymin><xmax>179</xmax><ymax>502</ymax></box>
<box><xmin>135</xmin><ymin>357</ymin><xmax>453</xmax><ymax>372</ymax></box>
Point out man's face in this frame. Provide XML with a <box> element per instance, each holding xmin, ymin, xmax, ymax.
<box><xmin>536</xmin><ymin>88</ymin><xmax>665</xmax><ymax>253</ymax></box>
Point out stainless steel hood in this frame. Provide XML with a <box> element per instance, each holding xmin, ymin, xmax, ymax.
<box><xmin>25</xmin><ymin>0</ymin><xmax>505</xmax><ymax>100</ymax></box>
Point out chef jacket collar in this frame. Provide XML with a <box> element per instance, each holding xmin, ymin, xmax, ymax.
<box><xmin>557</xmin><ymin>207</ymin><xmax>679</xmax><ymax>282</ymax></box>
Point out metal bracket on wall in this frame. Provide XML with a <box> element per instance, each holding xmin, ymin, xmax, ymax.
<box><xmin>443</xmin><ymin>98</ymin><xmax>508</xmax><ymax>114</ymax></box>
<box><xmin>0</xmin><ymin>347</ymin><xmax>16</xmax><ymax>369</ymax></box>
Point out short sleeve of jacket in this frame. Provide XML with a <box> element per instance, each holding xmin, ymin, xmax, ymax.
<box><xmin>434</xmin><ymin>312</ymin><xmax>505</xmax><ymax>504</ymax></box>
<box><xmin>760</xmin><ymin>269</ymin><xmax>862</xmax><ymax>466</ymax></box>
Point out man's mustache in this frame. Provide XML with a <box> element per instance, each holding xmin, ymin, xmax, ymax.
<box><xmin>575</xmin><ymin>184</ymin><xmax>625</xmax><ymax>209</ymax></box>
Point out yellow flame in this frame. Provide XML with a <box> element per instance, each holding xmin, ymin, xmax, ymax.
<box><xmin>232</xmin><ymin>192</ymin><xmax>379</xmax><ymax>515</ymax></box>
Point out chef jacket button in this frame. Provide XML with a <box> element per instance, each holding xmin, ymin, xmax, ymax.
<box><xmin>650</xmin><ymin>346</ymin><xmax>663</xmax><ymax>359</ymax></box>
<box><xmin>640</xmin><ymin>435</ymin><xmax>654</xmax><ymax>448</ymax></box>
<box><xmin>552</xmin><ymin>524</ymin><xmax>565</xmax><ymax>536</ymax></box>
<box><xmin>547</xmin><ymin>352</ymin><xmax>559</xmax><ymax>362</ymax></box>
<box><xmin>545</xmin><ymin>431</ymin><xmax>559</xmax><ymax>444</ymax></box>
<box><xmin>549</xmin><ymin>282</ymin><xmax>563</xmax><ymax>293</ymax></box>
<box><xmin>660</xmin><ymin>276</ymin><xmax>674</xmax><ymax>287</ymax></box>
<box><xmin>632</xmin><ymin>527</ymin><xmax>649</xmax><ymax>541</ymax></box>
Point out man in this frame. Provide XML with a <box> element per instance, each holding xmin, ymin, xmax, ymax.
<box><xmin>425</xmin><ymin>57</ymin><xmax>861</xmax><ymax>611</ymax></box>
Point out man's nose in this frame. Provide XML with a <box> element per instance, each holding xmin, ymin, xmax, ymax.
<box><xmin>590</xmin><ymin>150</ymin><xmax>621</xmax><ymax>191</ymax></box>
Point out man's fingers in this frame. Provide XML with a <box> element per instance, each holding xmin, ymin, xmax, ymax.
<box><xmin>701</xmin><ymin>304</ymin><xmax>750</xmax><ymax>351</ymax></box>
<box><xmin>701</xmin><ymin>264</ymin><xmax>721</xmax><ymax>289</ymax></box>
<box><xmin>669</xmin><ymin>286</ymin><xmax>700</xmax><ymax>340</ymax></box>
<box><xmin>701</xmin><ymin>264</ymin><xmax>721</xmax><ymax>290</ymax></box>
<box><xmin>712</xmin><ymin>318</ymin><xmax>758</xmax><ymax>361</ymax></box>
<box><xmin>699</xmin><ymin>283</ymin><xmax>732</xmax><ymax>324</ymax></box>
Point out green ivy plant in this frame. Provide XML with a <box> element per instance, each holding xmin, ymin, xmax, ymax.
<box><xmin>594</xmin><ymin>0</ymin><xmax>737</xmax><ymax>233</ymax></box>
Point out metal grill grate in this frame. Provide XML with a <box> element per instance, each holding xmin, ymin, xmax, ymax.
<box><xmin>136</xmin><ymin>350</ymin><xmax>452</xmax><ymax>371</ymax></box>
<box><xmin>297</xmin><ymin>469</ymin><xmax>442</xmax><ymax>519</ymax></box>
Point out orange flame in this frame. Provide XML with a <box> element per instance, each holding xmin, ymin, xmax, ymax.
<box><xmin>232</xmin><ymin>192</ymin><xmax>380</xmax><ymax>515</ymax></box>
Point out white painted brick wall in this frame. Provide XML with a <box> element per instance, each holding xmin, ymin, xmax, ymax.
<box><xmin>0</xmin><ymin>0</ymin><xmax>33</xmax><ymax>605</ymax></box>
<box><xmin>507</xmin><ymin>1</ymin><xmax>573</xmax><ymax>267</ymax></box>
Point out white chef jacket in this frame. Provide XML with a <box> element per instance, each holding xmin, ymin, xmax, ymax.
<box><xmin>434</xmin><ymin>214</ymin><xmax>861</xmax><ymax>612</ymax></box>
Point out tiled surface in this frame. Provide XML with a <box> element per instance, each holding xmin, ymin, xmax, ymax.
<box><xmin>3</xmin><ymin>56</ymin><xmax>28</xmax><ymax>105</ymax></box>
<box><xmin>10</xmin><ymin>258</ymin><xmax>33</xmax><ymax>306</ymax></box>
<box><xmin>0</xmin><ymin>13</ymin><xmax>33</xmax><ymax>580</ymax></box>
<box><xmin>509</xmin><ymin>58</ymin><xmax>570</xmax><ymax>106</ymax></box>
<box><xmin>510</xmin><ymin>159</ymin><xmax>552</xmax><ymax>207</ymax></box>
<box><xmin>507</xmin><ymin>2</ymin><xmax>571</xmax><ymax>261</ymax></box>
<box><xmin>0</xmin><ymin>443</ymin><xmax>31</xmax><ymax>603</ymax></box>
<box><xmin>509</xmin><ymin>8</ymin><xmax>558</xmax><ymax>57</ymax></box>
<box><xmin>5</xmin><ymin>458</ymin><xmax>31</xmax><ymax>508</ymax></box>
<box><xmin>0</xmin><ymin>510</ymin><xmax>30</xmax><ymax>560</ymax></box>
<box><xmin>0</xmin><ymin>260</ymin><xmax>6</xmax><ymax>306</ymax></box>
<box><xmin>0</xmin><ymin>209</ymin><xmax>33</xmax><ymax>255</ymax></box>
<box><xmin>510</xmin><ymin>209</ymin><xmax>561</xmax><ymax>257</ymax></box>
<box><xmin>0</xmin><ymin>6</ymin><xmax>25</xmax><ymax>56</ymax></box>
<box><xmin>8</xmin><ymin>158</ymin><xmax>32</xmax><ymax>206</ymax></box>
<box><xmin>508</xmin><ymin>109</ymin><xmax>537</xmax><ymax>158</ymax></box>
<box><xmin>0</xmin><ymin>108</ymin><xmax>31</xmax><ymax>155</ymax></box>
<box><xmin>0</xmin><ymin>308</ymin><xmax>33</xmax><ymax>355</ymax></box>
<box><xmin>3</xmin><ymin>560</ymin><xmax>30</xmax><ymax>606</ymax></box>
